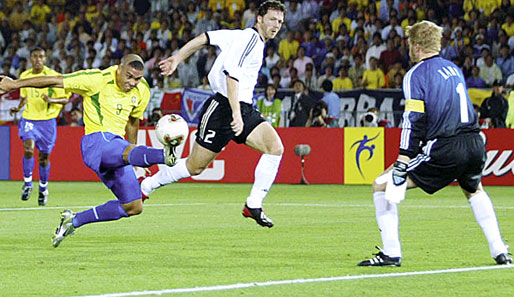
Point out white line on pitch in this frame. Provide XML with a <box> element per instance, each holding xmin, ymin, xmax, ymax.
<box><xmin>1</xmin><ymin>202</ymin><xmax>514</xmax><ymax>212</ymax></box>
<box><xmin>73</xmin><ymin>265</ymin><xmax>514</xmax><ymax>297</ymax></box>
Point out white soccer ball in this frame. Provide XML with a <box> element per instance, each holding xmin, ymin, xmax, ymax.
<box><xmin>155</xmin><ymin>114</ymin><xmax>189</xmax><ymax>146</ymax></box>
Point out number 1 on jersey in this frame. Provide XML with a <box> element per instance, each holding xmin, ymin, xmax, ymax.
<box><xmin>456</xmin><ymin>83</ymin><xmax>469</xmax><ymax>123</ymax></box>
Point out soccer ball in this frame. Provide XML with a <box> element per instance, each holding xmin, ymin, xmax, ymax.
<box><xmin>155</xmin><ymin>114</ymin><xmax>189</xmax><ymax>146</ymax></box>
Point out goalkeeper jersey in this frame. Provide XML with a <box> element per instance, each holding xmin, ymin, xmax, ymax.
<box><xmin>399</xmin><ymin>55</ymin><xmax>479</xmax><ymax>158</ymax></box>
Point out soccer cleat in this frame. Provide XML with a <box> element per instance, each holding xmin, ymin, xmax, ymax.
<box><xmin>494</xmin><ymin>253</ymin><xmax>513</xmax><ymax>265</ymax></box>
<box><xmin>242</xmin><ymin>204</ymin><xmax>274</xmax><ymax>228</ymax></box>
<box><xmin>38</xmin><ymin>190</ymin><xmax>48</xmax><ymax>206</ymax></box>
<box><xmin>21</xmin><ymin>184</ymin><xmax>32</xmax><ymax>201</ymax></box>
<box><xmin>138</xmin><ymin>175</ymin><xmax>150</xmax><ymax>202</ymax></box>
<box><xmin>52</xmin><ymin>210</ymin><xmax>76</xmax><ymax>248</ymax></box>
<box><xmin>358</xmin><ymin>246</ymin><xmax>402</xmax><ymax>267</ymax></box>
<box><xmin>163</xmin><ymin>145</ymin><xmax>177</xmax><ymax>167</ymax></box>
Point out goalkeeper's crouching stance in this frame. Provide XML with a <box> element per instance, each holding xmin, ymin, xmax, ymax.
<box><xmin>357</xmin><ymin>20</ymin><xmax>511</xmax><ymax>267</ymax></box>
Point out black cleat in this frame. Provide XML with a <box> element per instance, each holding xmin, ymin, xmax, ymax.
<box><xmin>358</xmin><ymin>246</ymin><xmax>401</xmax><ymax>267</ymax></box>
<box><xmin>38</xmin><ymin>190</ymin><xmax>48</xmax><ymax>206</ymax></box>
<box><xmin>494</xmin><ymin>253</ymin><xmax>513</xmax><ymax>265</ymax></box>
<box><xmin>242</xmin><ymin>204</ymin><xmax>274</xmax><ymax>228</ymax></box>
<box><xmin>21</xmin><ymin>185</ymin><xmax>32</xmax><ymax>201</ymax></box>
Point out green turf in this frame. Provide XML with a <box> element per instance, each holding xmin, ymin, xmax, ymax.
<box><xmin>0</xmin><ymin>181</ymin><xmax>513</xmax><ymax>297</ymax></box>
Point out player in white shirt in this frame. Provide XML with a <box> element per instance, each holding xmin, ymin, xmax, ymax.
<box><xmin>140</xmin><ymin>0</ymin><xmax>286</xmax><ymax>228</ymax></box>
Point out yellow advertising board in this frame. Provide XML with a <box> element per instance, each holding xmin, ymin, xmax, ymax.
<box><xmin>344</xmin><ymin>127</ymin><xmax>384</xmax><ymax>184</ymax></box>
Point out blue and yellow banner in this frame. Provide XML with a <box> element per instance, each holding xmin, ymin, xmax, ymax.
<box><xmin>344</xmin><ymin>128</ymin><xmax>384</xmax><ymax>184</ymax></box>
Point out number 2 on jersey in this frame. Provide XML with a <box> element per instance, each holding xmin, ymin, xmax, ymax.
<box><xmin>456</xmin><ymin>83</ymin><xmax>469</xmax><ymax>123</ymax></box>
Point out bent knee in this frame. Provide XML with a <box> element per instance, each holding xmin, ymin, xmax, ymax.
<box><xmin>266</xmin><ymin>139</ymin><xmax>284</xmax><ymax>155</ymax></box>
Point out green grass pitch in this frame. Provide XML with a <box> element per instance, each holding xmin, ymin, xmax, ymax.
<box><xmin>0</xmin><ymin>181</ymin><xmax>513</xmax><ymax>296</ymax></box>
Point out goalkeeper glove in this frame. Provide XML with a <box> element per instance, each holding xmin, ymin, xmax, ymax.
<box><xmin>392</xmin><ymin>160</ymin><xmax>408</xmax><ymax>186</ymax></box>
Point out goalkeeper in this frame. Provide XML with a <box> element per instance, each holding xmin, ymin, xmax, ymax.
<box><xmin>358</xmin><ymin>21</ymin><xmax>511</xmax><ymax>266</ymax></box>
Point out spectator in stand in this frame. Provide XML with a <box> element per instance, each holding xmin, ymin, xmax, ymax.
<box><xmin>278</xmin><ymin>31</ymin><xmax>299</xmax><ymax>62</ymax></box>
<box><xmin>257</xmin><ymin>84</ymin><xmax>282</xmax><ymax>128</ymax></box>
<box><xmin>501</xmin><ymin>14</ymin><xmax>514</xmax><ymax>38</ymax></box>
<box><xmin>496</xmin><ymin>45</ymin><xmax>514</xmax><ymax>79</ymax></box>
<box><xmin>320</xmin><ymin>80</ymin><xmax>340</xmax><ymax>127</ymax></box>
<box><xmin>506</xmin><ymin>72</ymin><xmax>514</xmax><ymax>88</ymax></box>
<box><xmin>285</xmin><ymin>0</ymin><xmax>302</xmax><ymax>32</ymax></box>
<box><xmin>306</xmin><ymin>100</ymin><xmax>330</xmax><ymax>127</ymax></box>
<box><xmin>379</xmin><ymin>39</ymin><xmax>401</xmax><ymax>73</ymax></box>
<box><xmin>466</xmin><ymin>66</ymin><xmax>487</xmax><ymax>89</ymax></box>
<box><xmin>348</xmin><ymin>53</ymin><xmax>366</xmax><ymax>88</ymax></box>
<box><xmin>389</xmin><ymin>72</ymin><xmax>403</xmax><ymax>89</ymax></box>
<box><xmin>242</xmin><ymin>1</ymin><xmax>257</xmax><ymax>28</ymax></box>
<box><xmin>440</xmin><ymin>36</ymin><xmax>458</xmax><ymax>61</ymax></box>
<box><xmin>271</xmin><ymin>73</ymin><xmax>281</xmax><ymax>89</ymax></box>
<box><xmin>379</xmin><ymin>0</ymin><xmax>399</xmax><ymax>22</ymax></box>
<box><xmin>9</xmin><ymin>1</ymin><xmax>30</xmax><ymax>31</ymax></box>
<box><xmin>332</xmin><ymin>66</ymin><xmax>353</xmax><ymax>91</ymax></box>
<box><xmin>303</xmin><ymin>65</ymin><xmax>317</xmax><ymax>90</ymax></box>
<box><xmin>361</xmin><ymin>57</ymin><xmax>385</xmax><ymax>89</ymax></box>
<box><xmin>1</xmin><ymin>60</ymin><xmax>16</xmax><ymax>79</ymax></box>
<box><xmin>386</xmin><ymin>62</ymin><xmax>405</xmax><ymax>88</ymax></box>
<box><xmin>301</xmin><ymin>0</ymin><xmax>320</xmax><ymax>20</ymax></box>
<box><xmin>197</xmin><ymin>75</ymin><xmax>212</xmax><ymax>92</ymax></box>
<box><xmin>366</xmin><ymin>33</ymin><xmax>386</xmax><ymax>69</ymax></box>
<box><xmin>177</xmin><ymin>55</ymin><xmax>199</xmax><ymax>88</ymax></box>
<box><xmin>331</xmin><ymin>7</ymin><xmax>352</xmax><ymax>36</ymax></box>
<box><xmin>473</xmin><ymin>34</ymin><xmax>490</xmax><ymax>58</ymax></box>
<box><xmin>265</xmin><ymin>46</ymin><xmax>280</xmax><ymax>69</ymax></box>
<box><xmin>476</xmin><ymin>47</ymin><xmax>490</xmax><ymax>68</ymax></box>
<box><xmin>479</xmin><ymin>54</ymin><xmax>503</xmax><ymax>87</ymax></box>
<box><xmin>480</xmin><ymin>80</ymin><xmax>508</xmax><ymax>128</ymax></box>
<box><xmin>293</xmin><ymin>46</ymin><xmax>313</xmax><ymax>79</ymax></box>
<box><xmin>317</xmin><ymin>64</ymin><xmax>335</xmax><ymax>87</ymax></box>
<box><xmin>69</xmin><ymin>107</ymin><xmax>85</xmax><ymax>127</ymax></box>
<box><xmin>381</xmin><ymin>15</ymin><xmax>403</xmax><ymax>41</ymax></box>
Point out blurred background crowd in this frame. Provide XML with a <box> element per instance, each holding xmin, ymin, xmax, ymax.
<box><xmin>1</xmin><ymin>0</ymin><xmax>514</xmax><ymax>127</ymax></box>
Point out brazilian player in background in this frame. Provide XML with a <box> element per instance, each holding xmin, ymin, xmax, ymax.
<box><xmin>9</xmin><ymin>47</ymin><xmax>70</xmax><ymax>206</ymax></box>
<box><xmin>358</xmin><ymin>21</ymin><xmax>512</xmax><ymax>266</ymax></box>
<box><xmin>0</xmin><ymin>54</ymin><xmax>176</xmax><ymax>247</ymax></box>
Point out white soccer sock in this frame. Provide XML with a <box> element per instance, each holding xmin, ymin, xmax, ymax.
<box><xmin>246</xmin><ymin>154</ymin><xmax>282</xmax><ymax>208</ymax></box>
<box><xmin>374</xmin><ymin>191</ymin><xmax>402</xmax><ymax>258</ymax></box>
<box><xmin>468</xmin><ymin>191</ymin><xmax>508</xmax><ymax>257</ymax></box>
<box><xmin>141</xmin><ymin>158</ymin><xmax>191</xmax><ymax>196</ymax></box>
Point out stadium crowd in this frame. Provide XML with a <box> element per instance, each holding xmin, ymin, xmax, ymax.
<box><xmin>1</xmin><ymin>0</ymin><xmax>514</xmax><ymax>127</ymax></box>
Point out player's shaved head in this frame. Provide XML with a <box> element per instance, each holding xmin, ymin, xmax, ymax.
<box><xmin>121</xmin><ymin>54</ymin><xmax>144</xmax><ymax>70</ymax></box>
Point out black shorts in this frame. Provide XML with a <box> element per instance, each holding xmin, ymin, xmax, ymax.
<box><xmin>195</xmin><ymin>93</ymin><xmax>265</xmax><ymax>153</ymax></box>
<box><xmin>407</xmin><ymin>133</ymin><xmax>485</xmax><ymax>194</ymax></box>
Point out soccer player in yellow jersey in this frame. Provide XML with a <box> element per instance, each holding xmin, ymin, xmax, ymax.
<box><xmin>9</xmin><ymin>47</ymin><xmax>69</xmax><ymax>206</ymax></box>
<box><xmin>0</xmin><ymin>54</ymin><xmax>176</xmax><ymax>247</ymax></box>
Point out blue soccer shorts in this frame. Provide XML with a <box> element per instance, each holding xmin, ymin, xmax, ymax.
<box><xmin>81</xmin><ymin>132</ymin><xmax>141</xmax><ymax>204</ymax></box>
<box><xmin>18</xmin><ymin>117</ymin><xmax>57</xmax><ymax>154</ymax></box>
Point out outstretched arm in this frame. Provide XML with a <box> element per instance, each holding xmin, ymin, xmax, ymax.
<box><xmin>159</xmin><ymin>33</ymin><xmax>208</xmax><ymax>75</ymax></box>
<box><xmin>0</xmin><ymin>75</ymin><xmax>64</xmax><ymax>93</ymax></box>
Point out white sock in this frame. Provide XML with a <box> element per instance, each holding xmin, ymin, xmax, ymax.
<box><xmin>374</xmin><ymin>191</ymin><xmax>402</xmax><ymax>258</ymax></box>
<box><xmin>468</xmin><ymin>191</ymin><xmax>508</xmax><ymax>257</ymax></box>
<box><xmin>141</xmin><ymin>158</ymin><xmax>191</xmax><ymax>196</ymax></box>
<box><xmin>246</xmin><ymin>154</ymin><xmax>282</xmax><ymax>208</ymax></box>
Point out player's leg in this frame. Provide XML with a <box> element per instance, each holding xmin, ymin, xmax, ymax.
<box><xmin>140</xmin><ymin>141</ymin><xmax>219</xmax><ymax>197</ymax></box>
<box><xmin>21</xmin><ymin>138</ymin><xmax>35</xmax><ymax>200</ymax></box>
<box><xmin>358</xmin><ymin>166</ymin><xmax>417</xmax><ymax>266</ymax></box>
<box><xmin>463</xmin><ymin>184</ymin><xmax>511</xmax><ymax>264</ymax></box>
<box><xmin>34</xmin><ymin>118</ymin><xmax>57</xmax><ymax>206</ymax></box>
<box><xmin>123</xmin><ymin>143</ymin><xmax>177</xmax><ymax>167</ymax></box>
<box><xmin>241</xmin><ymin>121</ymin><xmax>283</xmax><ymax>228</ymax></box>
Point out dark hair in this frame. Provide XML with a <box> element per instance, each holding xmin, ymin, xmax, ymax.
<box><xmin>257</xmin><ymin>0</ymin><xmax>286</xmax><ymax>17</ymax></box>
<box><xmin>30</xmin><ymin>47</ymin><xmax>45</xmax><ymax>54</ymax></box>
<box><xmin>321</xmin><ymin>79</ymin><xmax>333</xmax><ymax>92</ymax></box>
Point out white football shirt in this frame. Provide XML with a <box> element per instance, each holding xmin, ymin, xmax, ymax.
<box><xmin>206</xmin><ymin>28</ymin><xmax>264</xmax><ymax>104</ymax></box>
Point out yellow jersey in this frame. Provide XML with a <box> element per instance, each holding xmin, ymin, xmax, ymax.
<box><xmin>62</xmin><ymin>65</ymin><xmax>150</xmax><ymax>136</ymax></box>
<box><xmin>20</xmin><ymin>66</ymin><xmax>69</xmax><ymax>121</ymax></box>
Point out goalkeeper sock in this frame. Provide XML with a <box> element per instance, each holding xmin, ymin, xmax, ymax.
<box><xmin>72</xmin><ymin>200</ymin><xmax>128</xmax><ymax>228</ymax></box>
<box><xmin>246</xmin><ymin>154</ymin><xmax>282</xmax><ymax>208</ymax></box>
<box><xmin>141</xmin><ymin>158</ymin><xmax>191</xmax><ymax>196</ymax></box>
<box><xmin>127</xmin><ymin>146</ymin><xmax>165</xmax><ymax>167</ymax></box>
<box><xmin>374</xmin><ymin>191</ymin><xmax>402</xmax><ymax>258</ymax></box>
<box><xmin>469</xmin><ymin>191</ymin><xmax>508</xmax><ymax>257</ymax></box>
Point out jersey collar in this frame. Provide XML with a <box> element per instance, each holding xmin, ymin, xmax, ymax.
<box><xmin>251</xmin><ymin>27</ymin><xmax>264</xmax><ymax>42</ymax></box>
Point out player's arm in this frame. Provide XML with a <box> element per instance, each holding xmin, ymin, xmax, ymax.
<box><xmin>125</xmin><ymin>116</ymin><xmax>140</xmax><ymax>144</ymax></box>
<box><xmin>9</xmin><ymin>96</ymin><xmax>27</xmax><ymax>115</ymax></box>
<box><xmin>226</xmin><ymin>75</ymin><xmax>243</xmax><ymax>136</ymax></box>
<box><xmin>42</xmin><ymin>94</ymin><xmax>70</xmax><ymax>105</ymax></box>
<box><xmin>0</xmin><ymin>74</ymin><xmax>63</xmax><ymax>92</ymax></box>
<box><xmin>159</xmin><ymin>33</ymin><xmax>208</xmax><ymax>75</ymax></box>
